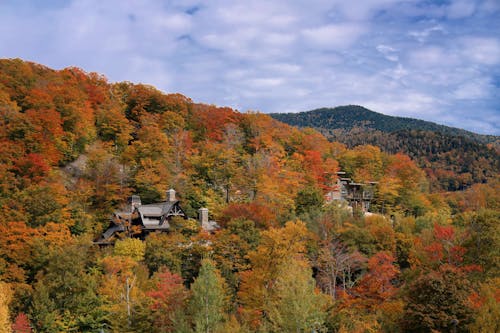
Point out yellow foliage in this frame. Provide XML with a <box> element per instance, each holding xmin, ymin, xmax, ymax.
<box><xmin>113</xmin><ymin>238</ymin><xmax>146</xmax><ymax>261</ymax></box>
<box><xmin>0</xmin><ymin>282</ymin><xmax>12</xmax><ymax>333</ymax></box>
<box><xmin>238</xmin><ymin>221</ymin><xmax>312</xmax><ymax>326</ymax></box>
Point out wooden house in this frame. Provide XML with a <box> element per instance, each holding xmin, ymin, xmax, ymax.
<box><xmin>96</xmin><ymin>189</ymin><xmax>216</xmax><ymax>244</ymax></box>
<box><xmin>326</xmin><ymin>171</ymin><xmax>377</xmax><ymax>213</ymax></box>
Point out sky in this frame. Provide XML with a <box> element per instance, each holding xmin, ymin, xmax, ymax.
<box><xmin>0</xmin><ymin>0</ymin><xmax>499</xmax><ymax>134</ymax></box>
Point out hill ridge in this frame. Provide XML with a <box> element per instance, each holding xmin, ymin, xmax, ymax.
<box><xmin>271</xmin><ymin>105</ymin><xmax>498</xmax><ymax>144</ymax></box>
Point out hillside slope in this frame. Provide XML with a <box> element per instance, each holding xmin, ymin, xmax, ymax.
<box><xmin>271</xmin><ymin>105</ymin><xmax>498</xmax><ymax>143</ymax></box>
<box><xmin>271</xmin><ymin>106</ymin><xmax>499</xmax><ymax>191</ymax></box>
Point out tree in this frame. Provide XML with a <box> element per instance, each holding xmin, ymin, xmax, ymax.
<box><xmin>462</xmin><ymin>209</ymin><xmax>500</xmax><ymax>278</ymax></box>
<box><xmin>189</xmin><ymin>258</ymin><xmax>228</xmax><ymax>333</ymax></box>
<box><xmin>401</xmin><ymin>265</ymin><xmax>474</xmax><ymax>332</ymax></box>
<box><xmin>147</xmin><ymin>269</ymin><xmax>189</xmax><ymax>333</ymax></box>
<box><xmin>469</xmin><ymin>278</ymin><xmax>500</xmax><ymax>333</ymax></box>
<box><xmin>238</xmin><ymin>221</ymin><xmax>311</xmax><ymax>327</ymax></box>
<box><xmin>422</xmin><ymin>223</ymin><xmax>471</xmax><ymax>271</ymax></box>
<box><xmin>352</xmin><ymin>251</ymin><xmax>400</xmax><ymax>310</ymax></box>
<box><xmin>11</xmin><ymin>313</ymin><xmax>31</xmax><ymax>333</ymax></box>
<box><xmin>0</xmin><ymin>281</ymin><xmax>12</xmax><ymax>333</ymax></box>
<box><xmin>114</xmin><ymin>238</ymin><xmax>146</xmax><ymax>262</ymax></box>
<box><xmin>84</xmin><ymin>142</ymin><xmax>129</xmax><ymax>215</ymax></box>
<box><xmin>211</xmin><ymin>230</ymin><xmax>252</xmax><ymax>295</ymax></box>
<box><xmin>295</xmin><ymin>184</ymin><xmax>324</xmax><ymax>216</ymax></box>
<box><xmin>144</xmin><ymin>233</ymin><xmax>187</xmax><ymax>275</ymax></box>
<box><xmin>99</xmin><ymin>254</ymin><xmax>149</xmax><ymax>331</ymax></box>
<box><xmin>317</xmin><ymin>240</ymin><xmax>366</xmax><ymax>300</ymax></box>
<box><xmin>30</xmin><ymin>241</ymin><xmax>108</xmax><ymax>332</ymax></box>
<box><xmin>265</xmin><ymin>258</ymin><xmax>328</xmax><ymax>332</ymax></box>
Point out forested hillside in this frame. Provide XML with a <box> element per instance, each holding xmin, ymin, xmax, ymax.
<box><xmin>271</xmin><ymin>106</ymin><xmax>500</xmax><ymax>191</ymax></box>
<box><xmin>270</xmin><ymin>106</ymin><xmax>498</xmax><ymax>143</ymax></box>
<box><xmin>0</xmin><ymin>59</ymin><xmax>498</xmax><ymax>332</ymax></box>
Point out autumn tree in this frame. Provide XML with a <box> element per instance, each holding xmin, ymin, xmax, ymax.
<box><xmin>401</xmin><ymin>265</ymin><xmax>474</xmax><ymax>332</ymax></box>
<box><xmin>84</xmin><ymin>142</ymin><xmax>129</xmax><ymax>217</ymax></box>
<box><xmin>147</xmin><ymin>268</ymin><xmax>189</xmax><ymax>333</ymax></box>
<box><xmin>144</xmin><ymin>231</ymin><xmax>208</xmax><ymax>285</ymax></box>
<box><xmin>211</xmin><ymin>229</ymin><xmax>253</xmax><ymax>296</ymax></box>
<box><xmin>0</xmin><ymin>281</ymin><xmax>12</xmax><ymax>333</ymax></box>
<box><xmin>11</xmin><ymin>313</ymin><xmax>31</xmax><ymax>333</ymax></box>
<box><xmin>351</xmin><ymin>251</ymin><xmax>400</xmax><ymax>310</ymax></box>
<box><xmin>114</xmin><ymin>238</ymin><xmax>146</xmax><ymax>262</ymax></box>
<box><xmin>295</xmin><ymin>184</ymin><xmax>325</xmax><ymax>217</ymax></box>
<box><xmin>99</xmin><ymin>254</ymin><xmax>149</xmax><ymax>332</ymax></box>
<box><xmin>469</xmin><ymin>278</ymin><xmax>500</xmax><ymax>333</ymax></box>
<box><xmin>238</xmin><ymin>221</ymin><xmax>311</xmax><ymax>327</ymax></box>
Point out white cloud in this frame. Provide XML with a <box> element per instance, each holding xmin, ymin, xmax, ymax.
<box><xmin>408</xmin><ymin>25</ymin><xmax>445</xmax><ymax>43</ymax></box>
<box><xmin>0</xmin><ymin>0</ymin><xmax>498</xmax><ymax>134</ymax></box>
<box><xmin>460</xmin><ymin>37</ymin><xmax>500</xmax><ymax>65</ymax></box>
<box><xmin>453</xmin><ymin>78</ymin><xmax>492</xmax><ymax>99</ymax></box>
<box><xmin>408</xmin><ymin>46</ymin><xmax>461</xmax><ymax>68</ymax></box>
<box><xmin>376</xmin><ymin>44</ymin><xmax>399</xmax><ymax>62</ymax></box>
<box><xmin>302</xmin><ymin>23</ymin><xmax>366</xmax><ymax>49</ymax></box>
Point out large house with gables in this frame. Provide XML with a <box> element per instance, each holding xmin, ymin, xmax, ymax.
<box><xmin>96</xmin><ymin>189</ymin><xmax>217</xmax><ymax>244</ymax></box>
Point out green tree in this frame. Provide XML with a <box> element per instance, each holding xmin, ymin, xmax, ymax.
<box><xmin>462</xmin><ymin>209</ymin><xmax>500</xmax><ymax>278</ymax></box>
<box><xmin>189</xmin><ymin>258</ymin><xmax>228</xmax><ymax>333</ymax></box>
<box><xmin>295</xmin><ymin>184</ymin><xmax>324</xmax><ymax>217</ymax></box>
<box><xmin>265</xmin><ymin>258</ymin><xmax>328</xmax><ymax>332</ymax></box>
<box><xmin>30</xmin><ymin>241</ymin><xmax>108</xmax><ymax>332</ymax></box>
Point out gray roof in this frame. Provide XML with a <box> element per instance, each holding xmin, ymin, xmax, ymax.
<box><xmin>98</xmin><ymin>199</ymin><xmax>185</xmax><ymax>242</ymax></box>
<box><xmin>137</xmin><ymin>201</ymin><xmax>177</xmax><ymax>217</ymax></box>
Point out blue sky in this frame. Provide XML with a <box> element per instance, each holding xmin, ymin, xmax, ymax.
<box><xmin>1</xmin><ymin>0</ymin><xmax>499</xmax><ymax>134</ymax></box>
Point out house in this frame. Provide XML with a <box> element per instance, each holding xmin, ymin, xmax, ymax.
<box><xmin>96</xmin><ymin>189</ymin><xmax>217</xmax><ymax>244</ymax></box>
<box><xmin>326</xmin><ymin>171</ymin><xmax>377</xmax><ymax>213</ymax></box>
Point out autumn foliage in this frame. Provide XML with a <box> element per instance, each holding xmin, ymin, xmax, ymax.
<box><xmin>0</xmin><ymin>59</ymin><xmax>498</xmax><ymax>332</ymax></box>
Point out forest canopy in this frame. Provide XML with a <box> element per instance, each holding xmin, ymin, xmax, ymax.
<box><xmin>0</xmin><ymin>59</ymin><xmax>498</xmax><ymax>332</ymax></box>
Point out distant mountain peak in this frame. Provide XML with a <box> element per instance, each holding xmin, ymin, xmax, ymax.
<box><xmin>270</xmin><ymin>105</ymin><xmax>497</xmax><ymax>144</ymax></box>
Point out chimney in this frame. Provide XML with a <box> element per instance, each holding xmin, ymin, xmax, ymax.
<box><xmin>129</xmin><ymin>195</ymin><xmax>141</xmax><ymax>212</ymax></box>
<box><xmin>166</xmin><ymin>189</ymin><xmax>176</xmax><ymax>202</ymax></box>
<box><xmin>198</xmin><ymin>208</ymin><xmax>209</xmax><ymax>226</ymax></box>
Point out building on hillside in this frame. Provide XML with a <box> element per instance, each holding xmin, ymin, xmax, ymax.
<box><xmin>96</xmin><ymin>189</ymin><xmax>218</xmax><ymax>244</ymax></box>
<box><xmin>326</xmin><ymin>171</ymin><xmax>377</xmax><ymax>213</ymax></box>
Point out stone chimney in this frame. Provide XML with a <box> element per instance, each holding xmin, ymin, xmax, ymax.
<box><xmin>198</xmin><ymin>208</ymin><xmax>209</xmax><ymax>226</ymax></box>
<box><xmin>129</xmin><ymin>195</ymin><xmax>141</xmax><ymax>212</ymax></box>
<box><xmin>166</xmin><ymin>189</ymin><xmax>176</xmax><ymax>202</ymax></box>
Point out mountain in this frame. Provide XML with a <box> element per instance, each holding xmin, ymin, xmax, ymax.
<box><xmin>270</xmin><ymin>105</ymin><xmax>498</xmax><ymax>144</ymax></box>
<box><xmin>271</xmin><ymin>106</ymin><xmax>500</xmax><ymax>191</ymax></box>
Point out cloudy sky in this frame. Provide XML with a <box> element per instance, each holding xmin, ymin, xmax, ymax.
<box><xmin>1</xmin><ymin>0</ymin><xmax>499</xmax><ymax>134</ymax></box>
